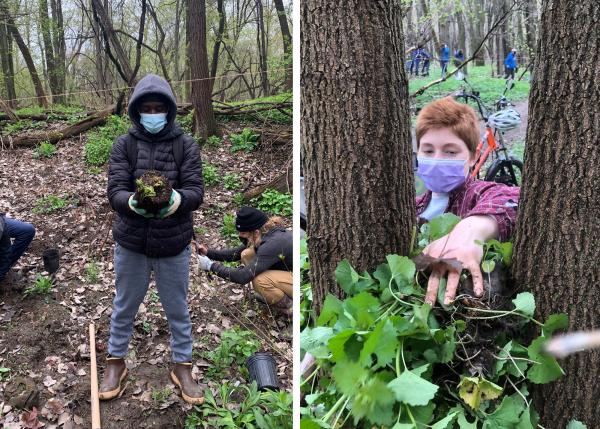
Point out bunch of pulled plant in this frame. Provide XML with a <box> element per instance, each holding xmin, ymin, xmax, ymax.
<box><xmin>300</xmin><ymin>214</ymin><xmax>579</xmax><ymax>429</ymax></box>
<box><xmin>134</xmin><ymin>170</ymin><xmax>172</xmax><ymax>214</ymax></box>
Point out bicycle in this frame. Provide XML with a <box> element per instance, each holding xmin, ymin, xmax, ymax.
<box><xmin>454</xmin><ymin>78</ymin><xmax>523</xmax><ymax>187</ymax></box>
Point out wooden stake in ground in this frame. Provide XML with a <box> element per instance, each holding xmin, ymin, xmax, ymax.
<box><xmin>89</xmin><ymin>323</ymin><xmax>101</xmax><ymax>429</ymax></box>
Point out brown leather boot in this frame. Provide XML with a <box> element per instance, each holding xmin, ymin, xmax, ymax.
<box><xmin>170</xmin><ymin>363</ymin><xmax>204</xmax><ymax>405</ymax></box>
<box><xmin>98</xmin><ymin>357</ymin><xmax>127</xmax><ymax>400</ymax></box>
<box><xmin>272</xmin><ymin>294</ymin><xmax>293</xmax><ymax>317</ymax></box>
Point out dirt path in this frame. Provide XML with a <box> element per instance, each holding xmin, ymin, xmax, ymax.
<box><xmin>503</xmin><ymin>99</ymin><xmax>528</xmax><ymax>147</ymax></box>
<box><xmin>0</xmin><ymin>120</ymin><xmax>292</xmax><ymax>428</ymax></box>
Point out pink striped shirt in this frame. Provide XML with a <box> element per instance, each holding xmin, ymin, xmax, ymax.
<box><xmin>416</xmin><ymin>178</ymin><xmax>520</xmax><ymax>241</ymax></box>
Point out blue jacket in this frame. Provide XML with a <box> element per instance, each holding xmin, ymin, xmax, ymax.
<box><xmin>440</xmin><ymin>46</ymin><xmax>450</xmax><ymax>61</ymax></box>
<box><xmin>505</xmin><ymin>52</ymin><xmax>517</xmax><ymax>69</ymax></box>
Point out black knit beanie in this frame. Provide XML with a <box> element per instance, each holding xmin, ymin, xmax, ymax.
<box><xmin>235</xmin><ymin>207</ymin><xmax>268</xmax><ymax>232</ymax></box>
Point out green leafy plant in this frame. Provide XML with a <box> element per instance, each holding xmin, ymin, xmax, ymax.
<box><xmin>179</xmin><ymin>112</ymin><xmax>193</xmax><ymax>135</ymax></box>
<box><xmin>152</xmin><ymin>387</ymin><xmax>173</xmax><ymax>403</ymax></box>
<box><xmin>300</xmin><ymin>214</ymin><xmax>573</xmax><ymax>428</ymax></box>
<box><xmin>300</xmin><ymin>238</ymin><xmax>313</xmax><ymax>329</ymax></box>
<box><xmin>87</xmin><ymin>166</ymin><xmax>103</xmax><ymax>175</ymax></box>
<box><xmin>220</xmin><ymin>213</ymin><xmax>239</xmax><ymax>244</ymax></box>
<box><xmin>185</xmin><ymin>382</ymin><xmax>292</xmax><ymax>429</ymax></box>
<box><xmin>205</xmin><ymin>135</ymin><xmax>223</xmax><ymax>148</ymax></box>
<box><xmin>32</xmin><ymin>195</ymin><xmax>72</xmax><ymax>214</ymax></box>
<box><xmin>85</xmin><ymin>260</ymin><xmax>100</xmax><ymax>283</ymax></box>
<box><xmin>223</xmin><ymin>173</ymin><xmax>242</xmax><ymax>190</ymax></box>
<box><xmin>84</xmin><ymin>115</ymin><xmax>129</xmax><ymax>166</ymax></box>
<box><xmin>229</xmin><ymin>128</ymin><xmax>260</xmax><ymax>153</ymax></box>
<box><xmin>24</xmin><ymin>275</ymin><xmax>54</xmax><ymax>297</ymax></box>
<box><xmin>233</xmin><ymin>193</ymin><xmax>245</xmax><ymax>207</ymax></box>
<box><xmin>0</xmin><ymin>367</ymin><xmax>10</xmax><ymax>381</ymax></box>
<box><xmin>252</xmin><ymin>189</ymin><xmax>292</xmax><ymax>217</ymax></box>
<box><xmin>33</xmin><ymin>141</ymin><xmax>56</xmax><ymax>159</ymax></box>
<box><xmin>194</xmin><ymin>226</ymin><xmax>208</xmax><ymax>236</ymax></box>
<box><xmin>202</xmin><ymin>327</ymin><xmax>261</xmax><ymax>378</ymax></box>
<box><xmin>135</xmin><ymin>178</ymin><xmax>157</xmax><ymax>199</ymax></box>
<box><xmin>203</xmin><ymin>164</ymin><xmax>220</xmax><ymax>186</ymax></box>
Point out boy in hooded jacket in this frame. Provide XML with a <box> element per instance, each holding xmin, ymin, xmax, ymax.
<box><xmin>101</xmin><ymin>74</ymin><xmax>204</xmax><ymax>404</ymax></box>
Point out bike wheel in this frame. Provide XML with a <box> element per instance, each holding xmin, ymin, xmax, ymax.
<box><xmin>484</xmin><ymin>157</ymin><xmax>523</xmax><ymax>186</ymax></box>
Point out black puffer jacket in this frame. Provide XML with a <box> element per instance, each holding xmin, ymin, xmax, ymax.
<box><xmin>107</xmin><ymin>74</ymin><xmax>203</xmax><ymax>257</ymax></box>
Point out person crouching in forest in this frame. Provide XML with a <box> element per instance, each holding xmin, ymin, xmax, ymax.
<box><xmin>196</xmin><ymin>207</ymin><xmax>293</xmax><ymax>317</ymax></box>
<box><xmin>415</xmin><ymin>97</ymin><xmax>519</xmax><ymax>307</ymax></box>
<box><xmin>102</xmin><ymin>74</ymin><xmax>204</xmax><ymax>404</ymax></box>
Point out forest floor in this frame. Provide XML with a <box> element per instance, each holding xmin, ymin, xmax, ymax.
<box><xmin>0</xmin><ymin>113</ymin><xmax>292</xmax><ymax>428</ymax></box>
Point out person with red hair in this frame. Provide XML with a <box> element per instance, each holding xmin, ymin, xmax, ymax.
<box><xmin>414</xmin><ymin>97</ymin><xmax>520</xmax><ymax>306</ymax></box>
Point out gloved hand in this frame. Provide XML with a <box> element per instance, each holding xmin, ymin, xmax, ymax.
<box><xmin>197</xmin><ymin>254</ymin><xmax>213</xmax><ymax>271</ymax></box>
<box><xmin>128</xmin><ymin>194</ymin><xmax>154</xmax><ymax>218</ymax></box>
<box><xmin>157</xmin><ymin>190</ymin><xmax>182</xmax><ymax>219</ymax></box>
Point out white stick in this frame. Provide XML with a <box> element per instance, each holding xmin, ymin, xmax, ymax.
<box><xmin>89</xmin><ymin>323</ymin><xmax>101</xmax><ymax>429</ymax></box>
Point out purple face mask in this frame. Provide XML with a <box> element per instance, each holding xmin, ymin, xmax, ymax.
<box><xmin>417</xmin><ymin>157</ymin><xmax>467</xmax><ymax>193</ymax></box>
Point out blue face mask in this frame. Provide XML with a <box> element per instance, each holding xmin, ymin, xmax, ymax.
<box><xmin>140</xmin><ymin>113</ymin><xmax>168</xmax><ymax>134</ymax></box>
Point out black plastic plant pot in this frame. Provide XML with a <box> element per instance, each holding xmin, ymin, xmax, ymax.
<box><xmin>42</xmin><ymin>248</ymin><xmax>60</xmax><ymax>274</ymax></box>
<box><xmin>246</xmin><ymin>352</ymin><xmax>279</xmax><ymax>391</ymax></box>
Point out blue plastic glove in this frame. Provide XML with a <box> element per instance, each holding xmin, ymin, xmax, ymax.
<box><xmin>128</xmin><ymin>194</ymin><xmax>155</xmax><ymax>218</ymax></box>
<box><xmin>157</xmin><ymin>190</ymin><xmax>181</xmax><ymax>219</ymax></box>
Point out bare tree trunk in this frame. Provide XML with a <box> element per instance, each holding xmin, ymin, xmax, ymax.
<box><xmin>39</xmin><ymin>0</ymin><xmax>58</xmax><ymax>103</ymax></box>
<box><xmin>255</xmin><ymin>0</ymin><xmax>269</xmax><ymax>96</ymax></box>
<box><xmin>0</xmin><ymin>20</ymin><xmax>17</xmax><ymax>107</ymax></box>
<box><xmin>0</xmin><ymin>1</ymin><xmax>48</xmax><ymax>107</ymax></box>
<box><xmin>50</xmin><ymin>0</ymin><xmax>66</xmax><ymax>103</ymax></box>
<box><xmin>512</xmin><ymin>1</ymin><xmax>600</xmax><ymax>426</ymax></box>
<box><xmin>302</xmin><ymin>0</ymin><xmax>416</xmax><ymax>312</ymax></box>
<box><xmin>91</xmin><ymin>0</ymin><xmax>135</xmax><ymax>84</ymax></box>
<box><xmin>187</xmin><ymin>0</ymin><xmax>217</xmax><ymax>138</ymax></box>
<box><xmin>174</xmin><ymin>0</ymin><xmax>181</xmax><ymax>97</ymax></box>
<box><xmin>210</xmin><ymin>0</ymin><xmax>226</xmax><ymax>81</ymax></box>
<box><xmin>273</xmin><ymin>0</ymin><xmax>291</xmax><ymax>90</ymax></box>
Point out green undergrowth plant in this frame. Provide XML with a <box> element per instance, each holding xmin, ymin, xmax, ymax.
<box><xmin>224</xmin><ymin>173</ymin><xmax>242</xmax><ymax>190</ymax></box>
<box><xmin>205</xmin><ymin>135</ymin><xmax>223</xmax><ymax>148</ymax></box>
<box><xmin>32</xmin><ymin>195</ymin><xmax>73</xmax><ymax>214</ymax></box>
<box><xmin>184</xmin><ymin>381</ymin><xmax>292</xmax><ymax>429</ymax></box>
<box><xmin>24</xmin><ymin>274</ymin><xmax>54</xmax><ymax>297</ymax></box>
<box><xmin>230</xmin><ymin>128</ymin><xmax>260</xmax><ymax>153</ymax></box>
<box><xmin>33</xmin><ymin>141</ymin><xmax>56</xmax><ymax>159</ymax></box>
<box><xmin>203</xmin><ymin>164</ymin><xmax>220</xmax><ymax>186</ymax></box>
<box><xmin>201</xmin><ymin>327</ymin><xmax>261</xmax><ymax>379</ymax></box>
<box><xmin>85</xmin><ymin>260</ymin><xmax>100</xmax><ymax>283</ymax></box>
<box><xmin>300</xmin><ymin>213</ymin><xmax>577</xmax><ymax>429</ymax></box>
<box><xmin>252</xmin><ymin>189</ymin><xmax>292</xmax><ymax>217</ymax></box>
<box><xmin>84</xmin><ymin>115</ymin><xmax>129</xmax><ymax>166</ymax></box>
<box><xmin>1</xmin><ymin>119</ymin><xmax>45</xmax><ymax>135</ymax></box>
<box><xmin>220</xmin><ymin>213</ymin><xmax>239</xmax><ymax>244</ymax></box>
<box><xmin>0</xmin><ymin>367</ymin><xmax>10</xmax><ymax>381</ymax></box>
<box><xmin>232</xmin><ymin>193</ymin><xmax>245</xmax><ymax>207</ymax></box>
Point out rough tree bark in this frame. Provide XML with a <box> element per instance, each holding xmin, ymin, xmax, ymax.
<box><xmin>50</xmin><ymin>0</ymin><xmax>66</xmax><ymax>103</ymax></box>
<box><xmin>302</xmin><ymin>1</ymin><xmax>415</xmax><ymax>312</ymax></box>
<box><xmin>512</xmin><ymin>1</ymin><xmax>600</xmax><ymax>426</ymax></box>
<box><xmin>273</xmin><ymin>0</ymin><xmax>292</xmax><ymax>90</ymax></box>
<box><xmin>0</xmin><ymin>1</ymin><xmax>48</xmax><ymax>107</ymax></box>
<box><xmin>186</xmin><ymin>0</ymin><xmax>217</xmax><ymax>138</ymax></box>
<box><xmin>39</xmin><ymin>0</ymin><xmax>58</xmax><ymax>102</ymax></box>
<box><xmin>255</xmin><ymin>0</ymin><xmax>269</xmax><ymax>96</ymax></box>
<box><xmin>0</xmin><ymin>20</ymin><xmax>17</xmax><ymax>107</ymax></box>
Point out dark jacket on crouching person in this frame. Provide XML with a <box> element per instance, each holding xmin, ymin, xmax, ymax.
<box><xmin>208</xmin><ymin>227</ymin><xmax>293</xmax><ymax>284</ymax></box>
<box><xmin>107</xmin><ymin>74</ymin><xmax>204</xmax><ymax>257</ymax></box>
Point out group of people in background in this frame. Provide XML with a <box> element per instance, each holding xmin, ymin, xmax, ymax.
<box><xmin>407</xmin><ymin>43</ymin><xmax>519</xmax><ymax>80</ymax></box>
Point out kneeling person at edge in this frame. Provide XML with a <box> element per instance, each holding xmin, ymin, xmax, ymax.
<box><xmin>197</xmin><ymin>207</ymin><xmax>293</xmax><ymax>316</ymax></box>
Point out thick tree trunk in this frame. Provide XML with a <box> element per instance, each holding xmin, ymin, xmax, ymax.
<box><xmin>174</xmin><ymin>0</ymin><xmax>181</xmax><ymax>97</ymax></box>
<box><xmin>0</xmin><ymin>21</ymin><xmax>17</xmax><ymax>107</ymax></box>
<box><xmin>302</xmin><ymin>1</ymin><xmax>416</xmax><ymax>312</ymax></box>
<box><xmin>512</xmin><ymin>1</ymin><xmax>600</xmax><ymax>427</ymax></box>
<box><xmin>255</xmin><ymin>0</ymin><xmax>269</xmax><ymax>96</ymax></box>
<box><xmin>39</xmin><ymin>0</ymin><xmax>58</xmax><ymax>103</ymax></box>
<box><xmin>50</xmin><ymin>0</ymin><xmax>66</xmax><ymax>103</ymax></box>
<box><xmin>273</xmin><ymin>0</ymin><xmax>292</xmax><ymax>90</ymax></box>
<box><xmin>187</xmin><ymin>0</ymin><xmax>217</xmax><ymax>138</ymax></box>
<box><xmin>0</xmin><ymin>1</ymin><xmax>48</xmax><ymax>107</ymax></box>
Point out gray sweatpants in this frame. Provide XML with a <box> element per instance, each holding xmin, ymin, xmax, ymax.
<box><xmin>108</xmin><ymin>243</ymin><xmax>193</xmax><ymax>362</ymax></box>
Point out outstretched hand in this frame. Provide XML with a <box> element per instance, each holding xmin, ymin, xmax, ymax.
<box><xmin>423</xmin><ymin>215</ymin><xmax>498</xmax><ymax>306</ymax></box>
